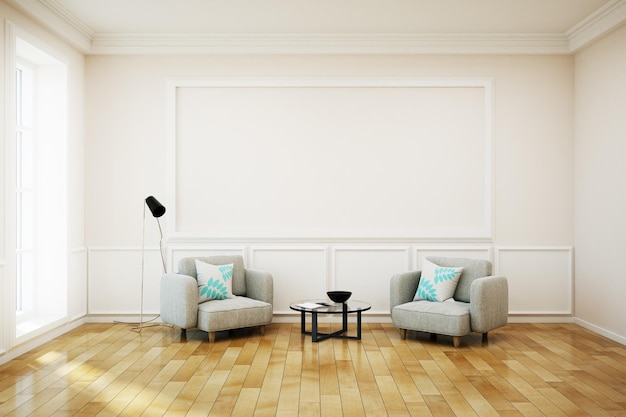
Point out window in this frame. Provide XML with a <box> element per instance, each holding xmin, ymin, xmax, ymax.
<box><xmin>13</xmin><ymin>36</ymin><xmax>68</xmax><ymax>339</ymax></box>
<box><xmin>15</xmin><ymin>64</ymin><xmax>35</xmax><ymax>315</ymax></box>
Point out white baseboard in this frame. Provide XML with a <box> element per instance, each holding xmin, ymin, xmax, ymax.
<box><xmin>272</xmin><ymin>312</ymin><xmax>393</xmax><ymax>324</ymax></box>
<box><xmin>507</xmin><ymin>314</ymin><xmax>574</xmax><ymax>323</ymax></box>
<box><xmin>574</xmin><ymin>317</ymin><xmax>626</xmax><ymax>346</ymax></box>
<box><xmin>86</xmin><ymin>313</ymin><xmax>577</xmax><ymax>325</ymax></box>
<box><xmin>85</xmin><ymin>314</ymin><xmax>163</xmax><ymax>324</ymax></box>
<box><xmin>0</xmin><ymin>317</ymin><xmax>86</xmax><ymax>366</ymax></box>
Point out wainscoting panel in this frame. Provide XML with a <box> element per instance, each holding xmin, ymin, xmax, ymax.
<box><xmin>88</xmin><ymin>247</ymin><xmax>164</xmax><ymax>315</ymax></box>
<box><xmin>414</xmin><ymin>246</ymin><xmax>493</xmax><ymax>269</ymax></box>
<box><xmin>496</xmin><ymin>247</ymin><xmax>573</xmax><ymax>315</ymax></box>
<box><xmin>169</xmin><ymin>246</ymin><xmax>247</xmax><ymax>273</ymax></box>
<box><xmin>0</xmin><ymin>262</ymin><xmax>6</xmax><ymax>355</ymax></box>
<box><xmin>333</xmin><ymin>247</ymin><xmax>411</xmax><ymax>314</ymax></box>
<box><xmin>68</xmin><ymin>247</ymin><xmax>87</xmax><ymax>321</ymax></box>
<box><xmin>250</xmin><ymin>247</ymin><xmax>328</xmax><ymax>314</ymax></box>
<box><xmin>87</xmin><ymin>243</ymin><xmax>575</xmax><ymax>320</ymax></box>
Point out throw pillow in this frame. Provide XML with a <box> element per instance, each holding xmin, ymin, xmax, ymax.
<box><xmin>414</xmin><ymin>259</ymin><xmax>464</xmax><ymax>302</ymax></box>
<box><xmin>196</xmin><ymin>260</ymin><xmax>234</xmax><ymax>302</ymax></box>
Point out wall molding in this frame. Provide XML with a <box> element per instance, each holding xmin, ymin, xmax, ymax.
<box><xmin>87</xmin><ymin>245</ymin><xmax>162</xmax><ymax>252</ymax></box>
<box><xmin>167</xmin><ymin>76</ymin><xmax>494</xmax><ymax>242</ymax></box>
<box><xmin>249</xmin><ymin>245</ymin><xmax>328</xmax><ymax>266</ymax></box>
<box><xmin>331</xmin><ymin>246</ymin><xmax>411</xmax><ymax>315</ymax></box>
<box><xmin>4</xmin><ymin>0</ymin><xmax>92</xmax><ymax>52</ymax></box>
<box><xmin>567</xmin><ymin>0</ymin><xmax>626</xmax><ymax>52</ymax></box>
<box><xmin>249</xmin><ymin>246</ymin><xmax>329</xmax><ymax>315</ymax></box>
<box><xmin>414</xmin><ymin>246</ymin><xmax>493</xmax><ymax>270</ymax></box>
<box><xmin>167</xmin><ymin>235</ymin><xmax>495</xmax><ymax>244</ymax></box>
<box><xmin>331</xmin><ymin>245</ymin><xmax>412</xmax><ymax>288</ymax></box>
<box><xmin>496</xmin><ymin>246</ymin><xmax>573</xmax><ymax>315</ymax></box>
<box><xmin>89</xmin><ymin>32</ymin><xmax>571</xmax><ymax>55</ymax></box>
<box><xmin>86</xmin><ymin>243</ymin><xmax>576</xmax><ymax>322</ymax></box>
<box><xmin>168</xmin><ymin>245</ymin><xmax>247</xmax><ymax>273</ymax></box>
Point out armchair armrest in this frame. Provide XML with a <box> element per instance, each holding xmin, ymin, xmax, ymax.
<box><xmin>469</xmin><ymin>275</ymin><xmax>508</xmax><ymax>333</ymax></box>
<box><xmin>390</xmin><ymin>271</ymin><xmax>421</xmax><ymax>313</ymax></box>
<box><xmin>160</xmin><ymin>273</ymin><xmax>199</xmax><ymax>329</ymax></box>
<box><xmin>245</xmin><ymin>269</ymin><xmax>273</xmax><ymax>305</ymax></box>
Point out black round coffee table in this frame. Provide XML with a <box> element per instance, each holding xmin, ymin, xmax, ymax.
<box><xmin>289</xmin><ymin>299</ymin><xmax>371</xmax><ymax>342</ymax></box>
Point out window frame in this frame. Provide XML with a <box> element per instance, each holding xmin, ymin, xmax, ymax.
<box><xmin>15</xmin><ymin>62</ymin><xmax>35</xmax><ymax>316</ymax></box>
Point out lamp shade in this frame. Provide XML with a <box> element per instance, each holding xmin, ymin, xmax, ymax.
<box><xmin>145</xmin><ymin>196</ymin><xmax>166</xmax><ymax>218</ymax></box>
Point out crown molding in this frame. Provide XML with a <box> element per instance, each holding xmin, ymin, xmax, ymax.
<box><xmin>567</xmin><ymin>0</ymin><xmax>626</xmax><ymax>52</ymax></box>
<box><xmin>39</xmin><ymin>0</ymin><xmax>94</xmax><ymax>38</ymax></box>
<box><xmin>89</xmin><ymin>32</ymin><xmax>570</xmax><ymax>55</ymax></box>
<box><xmin>4</xmin><ymin>0</ymin><xmax>92</xmax><ymax>52</ymax></box>
<box><xmin>8</xmin><ymin>0</ymin><xmax>626</xmax><ymax>55</ymax></box>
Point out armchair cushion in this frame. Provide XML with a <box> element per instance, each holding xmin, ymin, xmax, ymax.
<box><xmin>426</xmin><ymin>257</ymin><xmax>492</xmax><ymax>303</ymax></box>
<box><xmin>196</xmin><ymin>260</ymin><xmax>234</xmax><ymax>302</ymax></box>
<box><xmin>179</xmin><ymin>255</ymin><xmax>247</xmax><ymax>296</ymax></box>
<box><xmin>414</xmin><ymin>259</ymin><xmax>463</xmax><ymax>302</ymax></box>
<box><xmin>198</xmin><ymin>297</ymin><xmax>273</xmax><ymax>333</ymax></box>
<box><xmin>392</xmin><ymin>300</ymin><xmax>471</xmax><ymax>337</ymax></box>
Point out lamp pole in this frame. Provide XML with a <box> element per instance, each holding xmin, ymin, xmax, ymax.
<box><xmin>136</xmin><ymin>196</ymin><xmax>166</xmax><ymax>333</ymax></box>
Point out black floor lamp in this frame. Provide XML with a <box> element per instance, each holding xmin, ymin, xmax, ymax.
<box><xmin>135</xmin><ymin>195</ymin><xmax>166</xmax><ymax>333</ymax></box>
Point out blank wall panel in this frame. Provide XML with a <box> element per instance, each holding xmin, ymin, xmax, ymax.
<box><xmin>88</xmin><ymin>248</ymin><xmax>163</xmax><ymax>314</ymax></box>
<box><xmin>169</xmin><ymin>247</ymin><xmax>246</xmax><ymax>273</ymax></box>
<box><xmin>415</xmin><ymin>247</ymin><xmax>492</xmax><ymax>269</ymax></box>
<box><xmin>496</xmin><ymin>247</ymin><xmax>572</xmax><ymax>314</ymax></box>
<box><xmin>251</xmin><ymin>247</ymin><xmax>327</xmax><ymax>313</ymax></box>
<box><xmin>169</xmin><ymin>78</ymin><xmax>493</xmax><ymax>240</ymax></box>
<box><xmin>68</xmin><ymin>249</ymin><xmax>87</xmax><ymax>320</ymax></box>
<box><xmin>0</xmin><ymin>265</ymin><xmax>5</xmax><ymax>354</ymax></box>
<box><xmin>333</xmin><ymin>248</ymin><xmax>410</xmax><ymax>313</ymax></box>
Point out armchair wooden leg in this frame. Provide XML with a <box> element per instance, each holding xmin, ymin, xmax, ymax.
<box><xmin>208</xmin><ymin>332</ymin><xmax>216</xmax><ymax>343</ymax></box>
<box><xmin>258</xmin><ymin>325</ymin><xmax>266</xmax><ymax>336</ymax></box>
<box><xmin>482</xmin><ymin>332</ymin><xmax>489</xmax><ymax>345</ymax></box>
<box><xmin>452</xmin><ymin>336</ymin><xmax>461</xmax><ymax>348</ymax></box>
<box><xmin>399</xmin><ymin>328</ymin><xmax>407</xmax><ymax>340</ymax></box>
<box><xmin>181</xmin><ymin>328</ymin><xmax>186</xmax><ymax>337</ymax></box>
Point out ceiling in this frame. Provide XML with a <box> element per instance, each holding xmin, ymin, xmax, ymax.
<box><xmin>44</xmin><ymin>0</ymin><xmax>612</xmax><ymax>34</ymax></box>
<box><xmin>8</xmin><ymin>0</ymin><xmax>626</xmax><ymax>54</ymax></box>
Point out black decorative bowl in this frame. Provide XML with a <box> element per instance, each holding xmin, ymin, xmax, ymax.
<box><xmin>327</xmin><ymin>291</ymin><xmax>352</xmax><ymax>303</ymax></box>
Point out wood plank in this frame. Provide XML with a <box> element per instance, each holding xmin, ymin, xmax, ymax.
<box><xmin>0</xmin><ymin>323</ymin><xmax>624</xmax><ymax>417</ymax></box>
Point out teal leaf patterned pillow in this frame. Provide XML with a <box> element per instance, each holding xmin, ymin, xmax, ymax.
<box><xmin>414</xmin><ymin>259</ymin><xmax>464</xmax><ymax>302</ymax></box>
<box><xmin>196</xmin><ymin>260</ymin><xmax>234</xmax><ymax>303</ymax></box>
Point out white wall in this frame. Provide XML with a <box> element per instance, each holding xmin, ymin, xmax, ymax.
<box><xmin>0</xmin><ymin>2</ymin><xmax>86</xmax><ymax>360</ymax></box>
<box><xmin>173</xmin><ymin>79</ymin><xmax>492</xmax><ymax>239</ymax></box>
<box><xmin>85</xmin><ymin>54</ymin><xmax>574</xmax><ymax>319</ymax></box>
<box><xmin>574</xmin><ymin>25</ymin><xmax>626</xmax><ymax>343</ymax></box>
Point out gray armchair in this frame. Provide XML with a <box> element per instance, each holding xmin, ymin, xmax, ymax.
<box><xmin>390</xmin><ymin>257</ymin><xmax>508</xmax><ymax>347</ymax></box>
<box><xmin>160</xmin><ymin>255</ymin><xmax>273</xmax><ymax>342</ymax></box>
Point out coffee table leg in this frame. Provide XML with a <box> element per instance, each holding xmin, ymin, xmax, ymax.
<box><xmin>342</xmin><ymin>303</ymin><xmax>348</xmax><ymax>334</ymax></box>
<box><xmin>357</xmin><ymin>310</ymin><xmax>362</xmax><ymax>340</ymax></box>
<box><xmin>300</xmin><ymin>311</ymin><xmax>306</xmax><ymax>334</ymax></box>
<box><xmin>312</xmin><ymin>311</ymin><xmax>318</xmax><ymax>342</ymax></box>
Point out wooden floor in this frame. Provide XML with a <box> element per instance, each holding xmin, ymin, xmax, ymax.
<box><xmin>0</xmin><ymin>322</ymin><xmax>625</xmax><ymax>417</ymax></box>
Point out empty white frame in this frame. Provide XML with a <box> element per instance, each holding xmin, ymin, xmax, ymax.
<box><xmin>168</xmin><ymin>77</ymin><xmax>494</xmax><ymax>240</ymax></box>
